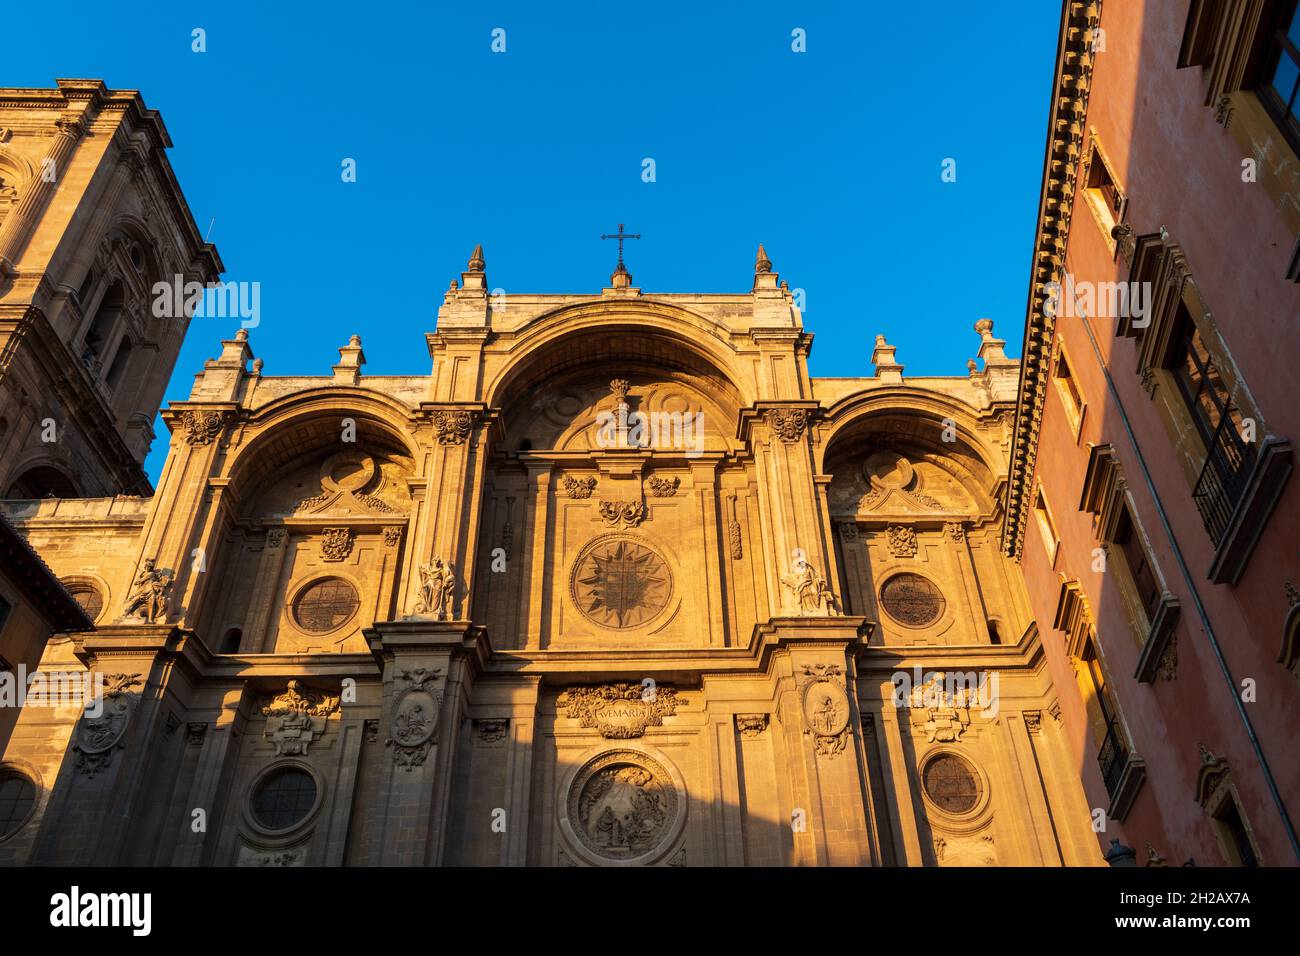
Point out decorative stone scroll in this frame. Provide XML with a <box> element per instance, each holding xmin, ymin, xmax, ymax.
<box><xmin>599</xmin><ymin>500</ymin><xmax>646</xmax><ymax>528</ymax></box>
<box><xmin>260</xmin><ymin>680</ymin><xmax>341</xmax><ymax>756</ymax></box>
<box><xmin>735</xmin><ymin>714</ymin><xmax>769</xmax><ymax>737</ymax></box>
<box><xmin>767</xmin><ymin>408</ymin><xmax>808</xmax><ymax>443</ymax></box>
<box><xmin>558</xmin><ymin>683</ymin><xmax>680</xmax><ymax>739</ymax></box>
<box><xmin>431</xmin><ymin>409</ymin><xmax>478</xmax><ymax>445</ymax></box>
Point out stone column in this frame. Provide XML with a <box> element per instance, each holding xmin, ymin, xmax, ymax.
<box><xmin>408</xmin><ymin>405</ymin><xmax>492</xmax><ymax>621</ymax></box>
<box><xmin>365</xmin><ymin>620</ymin><xmax>486</xmax><ymax>865</ymax></box>
<box><xmin>0</xmin><ymin>117</ymin><xmax>86</xmax><ymax>277</ymax></box>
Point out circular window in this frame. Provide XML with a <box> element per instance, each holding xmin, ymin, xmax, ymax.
<box><xmin>0</xmin><ymin>772</ymin><xmax>38</xmax><ymax>839</ymax></box>
<box><xmin>65</xmin><ymin>584</ymin><xmax>103</xmax><ymax>622</ymax></box>
<box><xmin>880</xmin><ymin>572</ymin><xmax>946</xmax><ymax>627</ymax></box>
<box><xmin>923</xmin><ymin>753</ymin><xmax>983</xmax><ymax>815</ymax></box>
<box><xmin>293</xmin><ymin>578</ymin><xmax>359</xmax><ymax>633</ymax></box>
<box><xmin>251</xmin><ymin>767</ymin><xmax>317</xmax><ymax>831</ymax></box>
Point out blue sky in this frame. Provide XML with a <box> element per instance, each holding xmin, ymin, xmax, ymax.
<box><xmin>7</xmin><ymin>1</ymin><xmax>1060</xmax><ymax>483</ymax></box>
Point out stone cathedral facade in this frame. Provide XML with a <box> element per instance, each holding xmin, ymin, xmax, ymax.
<box><xmin>0</xmin><ymin>82</ymin><xmax>1105</xmax><ymax>867</ymax></box>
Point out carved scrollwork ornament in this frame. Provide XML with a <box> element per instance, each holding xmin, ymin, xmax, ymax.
<box><xmin>72</xmin><ymin>673</ymin><xmax>142</xmax><ymax>776</ymax></box>
<box><xmin>430</xmin><ymin>409</ymin><xmax>478</xmax><ymax>445</ymax></box>
<box><xmin>179</xmin><ymin>409</ymin><xmax>227</xmax><ymax>445</ymax></box>
<box><xmin>767</xmin><ymin>407</ymin><xmax>809</xmax><ymax>443</ymax></box>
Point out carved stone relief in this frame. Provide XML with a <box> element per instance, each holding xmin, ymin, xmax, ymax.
<box><xmin>259</xmin><ymin>680</ymin><xmax>341</xmax><ymax>756</ymax></box>
<box><xmin>798</xmin><ymin>665</ymin><xmax>850</xmax><ymax>757</ymax></box>
<box><xmin>388</xmin><ymin>668</ymin><xmax>443</xmax><ymax>770</ymax></box>
<box><xmin>72</xmin><ymin>673</ymin><xmax>141</xmax><ymax>776</ymax></box>
<box><xmin>559</xmin><ymin>683</ymin><xmax>680</xmax><ymax>738</ymax></box>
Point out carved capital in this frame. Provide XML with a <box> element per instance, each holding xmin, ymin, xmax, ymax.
<box><xmin>179</xmin><ymin>409</ymin><xmax>228</xmax><ymax>445</ymax></box>
<box><xmin>766</xmin><ymin>407</ymin><xmax>809</xmax><ymax>443</ymax></box>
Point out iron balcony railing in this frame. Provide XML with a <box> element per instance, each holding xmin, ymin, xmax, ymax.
<box><xmin>1191</xmin><ymin>405</ymin><xmax>1252</xmax><ymax>547</ymax></box>
<box><xmin>1097</xmin><ymin>715</ymin><xmax>1129</xmax><ymax>798</ymax></box>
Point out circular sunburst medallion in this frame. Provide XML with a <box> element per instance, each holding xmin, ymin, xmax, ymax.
<box><xmin>880</xmin><ymin>572</ymin><xmax>945</xmax><ymax>627</ymax></box>
<box><xmin>571</xmin><ymin>537</ymin><xmax>672</xmax><ymax>629</ymax></box>
<box><xmin>562</xmin><ymin>749</ymin><xmax>684</xmax><ymax>865</ymax></box>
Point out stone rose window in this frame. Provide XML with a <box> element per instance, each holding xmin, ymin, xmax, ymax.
<box><xmin>0</xmin><ymin>771</ymin><xmax>38</xmax><ymax>839</ymax></box>
<box><xmin>65</xmin><ymin>584</ymin><xmax>104</xmax><ymax>623</ymax></box>
<box><xmin>880</xmin><ymin>572</ymin><xmax>945</xmax><ymax>627</ymax></box>
<box><xmin>251</xmin><ymin>767</ymin><xmax>317</xmax><ymax>830</ymax></box>
<box><xmin>293</xmin><ymin>577</ymin><xmax>360</xmax><ymax>633</ymax></box>
<box><xmin>922</xmin><ymin>753</ymin><xmax>983</xmax><ymax>815</ymax></box>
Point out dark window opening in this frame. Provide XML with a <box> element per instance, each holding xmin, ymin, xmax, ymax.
<box><xmin>1215</xmin><ymin>797</ymin><xmax>1260</xmax><ymax>867</ymax></box>
<box><xmin>4</xmin><ymin>466</ymin><xmax>78</xmax><ymax>499</ymax></box>
<box><xmin>217</xmin><ymin>627</ymin><xmax>242</xmax><ymax>654</ymax></box>
<box><xmin>1259</xmin><ymin>0</ymin><xmax>1300</xmax><ymax>152</ymax></box>
<box><xmin>105</xmin><ymin>336</ymin><xmax>132</xmax><ymax>391</ymax></box>
<box><xmin>987</xmin><ymin>620</ymin><xmax>1002</xmax><ymax>645</ymax></box>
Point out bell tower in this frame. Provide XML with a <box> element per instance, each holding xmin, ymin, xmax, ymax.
<box><xmin>0</xmin><ymin>78</ymin><xmax>221</xmax><ymax>498</ymax></box>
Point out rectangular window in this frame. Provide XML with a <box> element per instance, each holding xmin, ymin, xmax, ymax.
<box><xmin>1167</xmin><ymin>307</ymin><xmax>1256</xmax><ymax>544</ymax></box>
<box><xmin>1034</xmin><ymin>485</ymin><xmax>1060</xmax><ymax>563</ymax></box>
<box><xmin>1260</xmin><ymin>0</ymin><xmax>1300</xmax><ymax>151</ymax></box>
<box><xmin>1115</xmin><ymin>504</ymin><xmax>1163</xmax><ymax>621</ymax></box>
<box><xmin>1213</xmin><ymin>796</ymin><xmax>1260</xmax><ymax>867</ymax></box>
<box><xmin>1052</xmin><ymin>345</ymin><xmax>1086</xmax><ymax>434</ymax></box>
<box><xmin>1079</xmin><ymin>637</ymin><xmax>1129</xmax><ymax>798</ymax></box>
<box><xmin>0</xmin><ymin>594</ymin><xmax>11</xmax><ymax>637</ymax></box>
<box><xmin>1082</xmin><ymin>137</ymin><xmax>1126</xmax><ymax>241</ymax></box>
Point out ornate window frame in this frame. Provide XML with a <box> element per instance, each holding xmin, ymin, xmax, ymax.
<box><xmin>1120</xmin><ymin>230</ymin><xmax>1293</xmax><ymax>584</ymax></box>
<box><xmin>1195</xmin><ymin>747</ymin><xmax>1264</xmax><ymax>866</ymax></box>
<box><xmin>1053</xmin><ymin>579</ymin><xmax>1146</xmax><ymax>821</ymax></box>
<box><xmin>1079</xmin><ymin>445</ymin><xmax>1180</xmax><ymax>673</ymax></box>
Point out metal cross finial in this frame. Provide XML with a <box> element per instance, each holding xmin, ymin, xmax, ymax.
<box><xmin>600</xmin><ymin>222</ymin><xmax>641</xmax><ymax>266</ymax></box>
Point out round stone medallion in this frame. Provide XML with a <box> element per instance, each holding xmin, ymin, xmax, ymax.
<box><xmin>570</xmin><ymin>536</ymin><xmax>672</xmax><ymax>630</ymax></box>
<box><xmin>561</xmin><ymin>749</ymin><xmax>685</xmax><ymax>866</ymax></box>
<box><xmin>880</xmin><ymin>572</ymin><xmax>946</xmax><ymax>628</ymax></box>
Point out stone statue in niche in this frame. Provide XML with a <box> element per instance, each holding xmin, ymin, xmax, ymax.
<box><xmin>120</xmin><ymin>558</ymin><xmax>171</xmax><ymax>623</ymax></box>
<box><xmin>413</xmin><ymin>558</ymin><xmax>456</xmax><ymax>619</ymax></box>
<box><xmin>780</xmin><ymin>550</ymin><xmax>838</xmax><ymax>615</ymax></box>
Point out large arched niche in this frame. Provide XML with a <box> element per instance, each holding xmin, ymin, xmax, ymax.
<box><xmin>820</xmin><ymin>394</ymin><xmax>1000</xmax><ymax>521</ymax></box>
<box><xmin>486</xmin><ymin>301</ymin><xmax>748</xmax><ymax>407</ymax></box>
<box><xmin>197</xmin><ymin>396</ymin><xmax>418</xmax><ymax>654</ymax></box>
<box><xmin>222</xmin><ymin>392</ymin><xmax>419</xmax><ymax>510</ymax></box>
<box><xmin>489</xmin><ymin>324</ymin><xmax>743</xmax><ymax>454</ymax></box>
